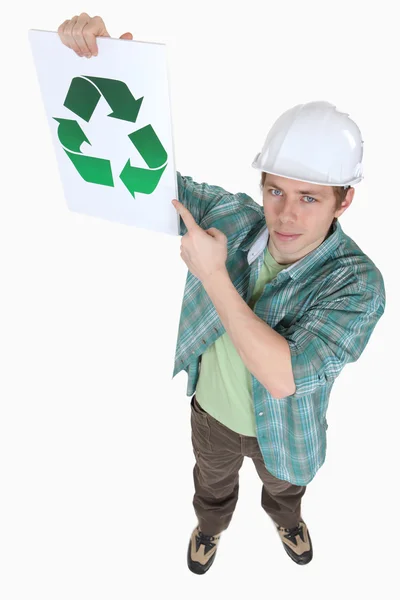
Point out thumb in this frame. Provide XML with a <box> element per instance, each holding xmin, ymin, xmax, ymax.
<box><xmin>119</xmin><ymin>32</ymin><xmax>133</xmax><ymax>40</ymax></box>
<box><xmin>206</xmin><ymin>227</ymin><xmax>223</xmax><ymax>237</ymax></box>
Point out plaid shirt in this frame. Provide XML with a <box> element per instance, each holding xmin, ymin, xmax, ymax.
<box><xmin>172</xmin><ymin>172</ymin><xmax>386</xmax><ymax>484</ymax></box>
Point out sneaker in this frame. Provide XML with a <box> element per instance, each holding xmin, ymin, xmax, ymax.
<box><xmin>275</xmin><ymin>520</ymin><xmax>313</xmax><ymax>565</ymax></box>
<box><xmin>187</xmin><ymin>524</ymin><xmax>222</xmax><ymax>574</ymax></box>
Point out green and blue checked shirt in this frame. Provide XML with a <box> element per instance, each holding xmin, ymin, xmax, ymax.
<box><xmin>172</xmin><ymin>172</ymin><xmax>386</xmax><ymax>485</ymax></box>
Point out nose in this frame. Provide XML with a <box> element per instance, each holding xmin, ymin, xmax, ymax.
<box><xmin>277</xmin><ymin>199</ymin><xmax>298</xmax><ymax>222</ymax></box>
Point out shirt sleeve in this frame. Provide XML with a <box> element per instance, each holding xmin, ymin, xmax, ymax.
<box><xmin>177</xmin><ymin>171</ymin><xmax>232</xmax><ymax>236</ymax></box>
<box><xmin>275</xmin><ymin>291</ymin><xmax>385</xmax><ymax>399</ymax></box>
<box><xmin>176</xmin><ymin>171</ymin><xmax>264</xmax><ymax>237</ymax></box>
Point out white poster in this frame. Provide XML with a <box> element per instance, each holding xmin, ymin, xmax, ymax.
<box><xmin>28</xmin><ymin>29</ymin><xmax>179</xmax><ymax>237</ymax></box>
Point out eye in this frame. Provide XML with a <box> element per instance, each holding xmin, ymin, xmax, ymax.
<box><xmin>269</xmin><ymin>189</ymin><xmax>317</xmax><ymax>203</ymax></box>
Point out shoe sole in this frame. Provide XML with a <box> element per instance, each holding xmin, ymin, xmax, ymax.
<box><xmin>282</xmin><ymin>538</ymin><xmax>313</xmax><ymax>565</ymax></box>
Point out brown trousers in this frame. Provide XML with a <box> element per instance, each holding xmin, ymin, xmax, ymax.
<box><xmin>190</xmin><ymin>394</ymin><xmax>306</xmax><ymax>535</ymax></box>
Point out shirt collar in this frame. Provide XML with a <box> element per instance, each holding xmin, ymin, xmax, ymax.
<box><xmin>241</xmin><ymin>219</ymin><xmax>344</xmax><ymax>280</ymax></box>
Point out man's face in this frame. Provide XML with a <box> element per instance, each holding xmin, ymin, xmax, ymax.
<box><xmin>262</xmin><ymin>173</ymin><xmax>354</xmax><ymax>265</ymax></box>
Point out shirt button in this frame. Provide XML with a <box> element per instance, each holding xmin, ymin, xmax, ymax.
<box><xmin>258</xmin><ymin>411</ymin><xmax>264</xmax><ymax>416</ymax></box>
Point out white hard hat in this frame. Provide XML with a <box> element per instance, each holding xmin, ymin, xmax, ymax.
<box><xmin>252</xmin><ymin>101</ymin><xmax>364</xmax><ymax>187</ymax></box>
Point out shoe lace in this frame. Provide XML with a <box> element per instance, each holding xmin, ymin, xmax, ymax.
<box><xmin>283</xmin><ymin>524</ymin><xmax>303</xmax><ymax>543</ymax></box>
<box><xmin>197</xmin><ymin>530</ymin><xmax>217</xmax><ymax>545</ymax></box>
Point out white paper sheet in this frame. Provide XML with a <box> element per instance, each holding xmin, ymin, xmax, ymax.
<box><xmin>28</xmin><ymin>29</ymin><xmax>179</xmax><ymax>236</ymax></box>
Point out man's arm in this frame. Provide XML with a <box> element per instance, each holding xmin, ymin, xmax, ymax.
<box><xmin>202</xmin><ymin>269</ymin><xmax>386</xmax><ymax>400</ymax></box>
<box><xmin>202</xmin><ymin>269</ymin><xmax>295</xmax><ymax>399</ymax></box>
<box><xmin>177</xmin><ymin>172</ymin><xmax>263</xmax><ymax>236</ymax></box>
<box><xmin>177</xmin><ymin>172</ymin><xmax>231</xmax><ymax>234</ymax></box>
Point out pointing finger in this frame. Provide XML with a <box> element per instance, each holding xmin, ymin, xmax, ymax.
<box><xmin>172</xmin><ymin>200</ymin><xmax>199</xmax><ymax>232</ymax></box>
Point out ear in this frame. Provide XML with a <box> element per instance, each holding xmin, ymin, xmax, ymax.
<box><xmin>335</xmin><ymin>187</ymin><xmax>355</xmax><ymax>218</ymax></box>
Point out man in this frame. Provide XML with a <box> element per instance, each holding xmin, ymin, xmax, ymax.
<box><xmin>58</xmin><ymin>14</ymin><xmax>386</xmax><ymax>574</ymax></box>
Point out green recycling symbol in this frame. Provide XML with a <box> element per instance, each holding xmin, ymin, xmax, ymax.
<box><xmin>53</xmin><ymin>76</ymin><xmax>168</xmax><ymax>198</ymax></box>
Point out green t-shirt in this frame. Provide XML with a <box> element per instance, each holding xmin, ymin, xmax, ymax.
<box><xmin>195</xmin><ymin>245</ymin><xmax>289</xmax><ymax>436</ymax></box>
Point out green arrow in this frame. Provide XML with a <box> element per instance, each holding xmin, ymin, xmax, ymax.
<box><xmin>63</xmin><ymin>77</ymin><xmax>101</xmax><ymax>122</ymax></box>
<box><xmin>85</xmin><ymin>76</ymin><xmax>143</xmax><ymax>122</ymax></box>
<box><xmin>120</xmin><ymin>162</ymin><xmax>167</xmax><ymax>198</ymax></box>
<box><xmin>119</xmin><ymin>124</ymin><xmax>168</xmax><ymax>197</ymax></box>
<box><xmin>63</xmin><ymin>149</ymin><xmax>114</xmax><ymax>187</ymax></box>
<box><xmin>53</xmin><ymin>116</ymin><xmax>113</xmax><ymax>185</ymax></box>
<box><xmin>63</xmin><ymin>76</ymin><xmax>143</xmax><ymax>123</ymax></box>
<box><xmin>53</xmin><ymin>118</ymin><xmax>91</xmax><ymax>152</ymax></box>
<box><xmin>128</xmin><ymin>124</ymin><xmax>168</xmax><ymax>168</ymax></box>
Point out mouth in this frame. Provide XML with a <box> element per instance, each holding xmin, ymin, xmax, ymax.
<box><xmin>275</xmin><ymin>231</ymin><xmax>302</xmax><ymax>240</ymax></box>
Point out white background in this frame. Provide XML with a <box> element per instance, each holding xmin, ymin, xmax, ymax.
<box><xmin>0</xmin><ymin>1</ymin><xmax>396</xmax><ymax>598</ymax></box>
